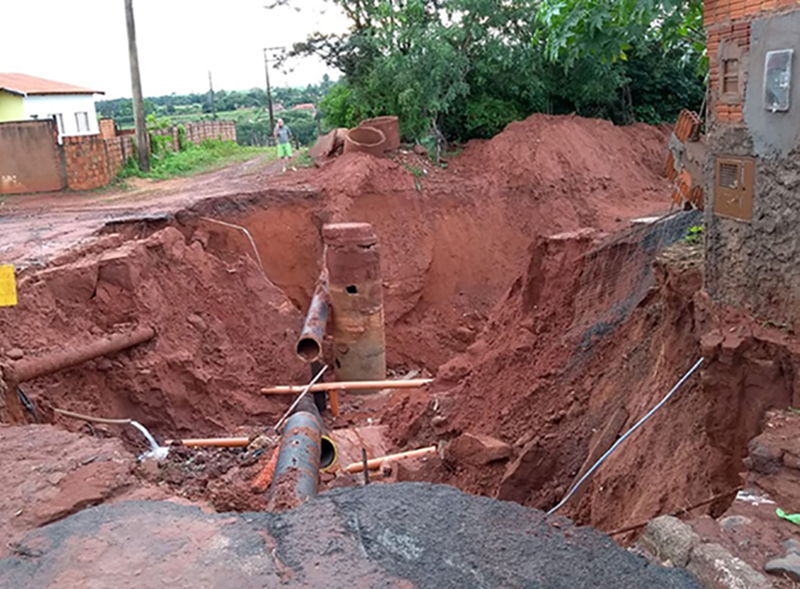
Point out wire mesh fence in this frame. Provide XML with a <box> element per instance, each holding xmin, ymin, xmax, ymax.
<box><xmin>571</xmin><ymin>209</ymin><xmax>702</xmax><ymax>351</ymax></box>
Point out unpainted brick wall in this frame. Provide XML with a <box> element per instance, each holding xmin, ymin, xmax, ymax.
<box><xmin>99</xmin><ymin>118</ymin><xmax>117</xmax><ymax>140</ymax></box>
<box><xmin>705</xmin><ymin>0</ymin><xmax>798</xmax><ymax>124</ymax></box>
<box><xmin>105</xmin><ymin>135</ymin><xmax>136</xmax><ymax>177</ymax></box>
<box><xmin>62</xmin><ymin>135</ymin><xmax>113</xmax><ymax>191</ymax></box>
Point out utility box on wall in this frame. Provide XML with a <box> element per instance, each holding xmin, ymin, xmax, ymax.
<box><xmin>713</xmin><ymin>156</ymin><xmax>755</xmax><ymax>222</ymax></box>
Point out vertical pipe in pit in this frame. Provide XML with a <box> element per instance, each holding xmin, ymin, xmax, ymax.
<box><xmin>323</xmin><ymin>223</ymin><xmax>386</xmax><ymax>391</ymax></box>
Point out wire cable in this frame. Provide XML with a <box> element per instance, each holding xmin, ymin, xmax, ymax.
<box><xmin>547</xmin><ymin>357</ymin><xmax>705</xmax><ymax>516</ymax></box>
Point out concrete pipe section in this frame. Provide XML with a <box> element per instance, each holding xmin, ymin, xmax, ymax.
<box><xmin>343</xmin><ymin>126</ymin><xmax>387</xmax><ymax>157</ymax></box>
<box><xmin>360</xmin><ymin>116</ymin><xmax>400</xmax><ymax>151</ymax></box>
<box><xmin>323</xmin><ymin>223</ymin><xmax>386</xmax><ymax>391</ymax></box>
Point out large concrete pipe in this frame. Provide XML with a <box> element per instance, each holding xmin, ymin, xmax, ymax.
<box><xmin>360</xmin><ymin>116</ymin><xmax>400</xmax><ymax>151</ymax></box>
<box><xmin>295</xmin><ymin>269</ymin><xmax>329</xmax><ymax>363</ymax></box>
<box><xmin>323</xmin><ymin>223</ymin><xmax>386</xmax><ymax>390</ymax></box>
<box><xmin>343</xmin><ymin>126</ymin><xmax>387</xmax><ymax>157</ymax></box>
<box><xmin>267</xmin><ymin>395</ymin><xmax>337</xmax><ymax>511</ymax></box>
<box><xmin>0</xmin><ymin>326</ymin><xmax>156</xmax><ymax>423</ymax></box>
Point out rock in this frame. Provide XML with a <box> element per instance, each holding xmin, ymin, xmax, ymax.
<box><xmin>719</xmin><ymin>515</ymin><xmax>752</xmax><ymax>531</ymax></box>
<box><xmin>445</xmin><ymin>433</ymin><xmax>512</xmax><ymax>466</ymax></box>
<box><xmin>39</xmin><ymin>259</ymin><xmax>99</xmax><ymax>304</ymax></box>
<box><xmin>783</xmin><ymin>452</ymin><xmax>800</xmax><ymax>471</ymax></box>
<box><xmin>413</xmin><ymin>144</ymin><xmax>428</xmax><ymax>156</ymax></box>
<box><xmin>187</xmin><ymin>314</ymin><xmax>208</xmax><ymax>332</ymax></box>
<box><xmin>687</xmin><ymin>543</ymin><xmax>771</xmax><ymax>589</ymax></box>
<box><xmin>639</xmin><ymin>516</ymin><xmax>701</xmax><ymax>567</ymax></box>
<box><xmin>95</xmin><ymin>358</ymin><xmax>113</xmax><ymax>372</ymax></box>
<box><xmin>497</xmin><ymin>438</ymin><xmax>558</xmax><ymax>503</ymax></box>
<box><xmin>747</xmin><ymin>439</ymin><xmax>782</xmax><ymax>475</ymax></box>
<box><xmin>766</xmin><ymin>552</ymin><xmax>800</xmax><ymax>582</ymax></box>
<box><xmin>98</xmin><ymin>250</ymin><xmax>140</xmax><ymax>292</ymax></box>
<box><xmin>6</xmin><ymin>348</ymin><xmax>23</xmax><ymax>361</ymax></box>
<box><xmin>395</xmin><ymin>453</ymin><xmax>445</xmax><ymax>483</ymax></box>
<box><xmin>437</xmin><ymin>357</ymin><xmax>472</xmax><ymax>382</ymax></box>
<box><xmin>783</xmin><ymin>538</ymin><xmax>800</xmax><ymax>555</ymax></box>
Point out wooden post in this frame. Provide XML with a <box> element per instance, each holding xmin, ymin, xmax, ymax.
<box><xmin>124</xmin><ymin>0</ymin><xmax>150</xmax><ymax>172</ymax></box>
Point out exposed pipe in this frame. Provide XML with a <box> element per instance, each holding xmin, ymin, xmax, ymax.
<box><xmin>2</xmin><ymin>326</ymin><xmax>156</xmax><ymax>424</ymax></box>
<box><xmin>165</xmin><ymin>437</ymin><xmax>251</xmax><ymax>448</ymax></box>
<box><xmin>272</xmin><ymin>364</ymin><xmax>328</xmax><ymax>432</ymax></box>
<box><xmin>262</xmin><ymin>378</ymin><xmax>433</xmax><ymax>395</ymax></box>
<box><xmin>268</xmin><ymin>373</ymin><xmax>338</xmax><ymax>511</ymax></box>
<box><xmin>344</xmin><ymin>445</ymin><xmax>438</xmax><ymax>474</ymax></box>
<box><xmin>200</xmin><ymin>217</ymin><xmax>265</xmax><ymax>276</ymax></box>
<box><xmin>8</xmin><ymin>326</ymin><xmax>156</xmax><ymax>384</ymax></box>
<box><xmin>53</xmin><ymin>406</ymin><xmax>167</xmax><ymax>461</ymax></box>
<box><xmin>547</xmin><ymin>358</ymin><xmax>705</xmax><ymax>516</ymax></box>
<box><xmin>295</xmin><ymin>269</ymin><xmax>329</xmax><ymax>363</ymax></box>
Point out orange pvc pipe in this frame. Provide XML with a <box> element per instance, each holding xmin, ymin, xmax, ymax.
<box><xmin>262</xmin><ymin>379</ymin><xmax>433</xmax><ymax>395</ymax></box>
<box><xmin>344</xmin><ymin>446</ymin><xmax>437</xmax><ymax>474</ymax></box>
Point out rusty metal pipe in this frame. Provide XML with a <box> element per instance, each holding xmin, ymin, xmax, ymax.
<box><xmin>8</xmin><ymin>326</ymin><xmax>156</xmax><ymax>384</ymax></box>
<box><xmin>267</xmin><ymin>409</ymin><xmax>323</xmax><ymax>511</ymax></box>
<box><xmin>296</xmin><ymin>269</ymin><xmax>329</xmax><ymax>363</ymax></box>
<box><xmin>267</xmin><ymin>393</ymin><xmax>339</xmax><ymax>510</ymax></box>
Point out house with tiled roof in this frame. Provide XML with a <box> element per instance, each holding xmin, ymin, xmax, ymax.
<box><xmin>0</xmin><ymin>73</ymin><xmax>103</xmax><ymax>137</ymax></box>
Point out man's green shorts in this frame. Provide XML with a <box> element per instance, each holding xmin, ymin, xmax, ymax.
<box><xmin>278</xmin><ymin>143</ymin><xmax>293</xmax><ymax>158</ymax></box>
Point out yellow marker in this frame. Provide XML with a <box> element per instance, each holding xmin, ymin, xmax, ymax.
<box><xmin>0</xmin><ymin>265</ymin><xmax>17</xmax><ymax>307</ymax></box>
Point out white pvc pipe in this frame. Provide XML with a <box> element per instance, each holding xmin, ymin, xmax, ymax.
<box><xmin>547</xmin><ymin>357</ymin><xmax>705</xmax><ymax>516</ymax></box>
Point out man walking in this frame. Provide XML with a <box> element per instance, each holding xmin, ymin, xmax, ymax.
<box><xmin>274</xmin><ymin>118</ymin><xmax>295</xmax><ymax>172</ymax></box>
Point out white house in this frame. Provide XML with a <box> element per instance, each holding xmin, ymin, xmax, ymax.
<box><xmin>0</xmin><ymin>73</ymin><xmax>103</xmax><ymax>138</ymax></box>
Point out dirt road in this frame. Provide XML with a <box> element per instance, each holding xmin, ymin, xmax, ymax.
<box><xmin>0</xmin><ymin>155</ymin><xmax>293</xmax><ymax>266</ymax></box>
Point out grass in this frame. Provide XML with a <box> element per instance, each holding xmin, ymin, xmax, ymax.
<box><xmin>117</xmin><ymin>140</ymin><xmax>276</xmax><ymax>180</ymax></box>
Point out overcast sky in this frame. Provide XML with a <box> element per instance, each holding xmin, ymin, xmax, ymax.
<box><xmin>1</xmin><ymin>0</ymin><xmax>349</xmax><ymax>98</ymax></box>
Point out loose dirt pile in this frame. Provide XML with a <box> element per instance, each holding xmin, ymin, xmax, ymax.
<box><xmin>0</xmin><ymin>226</ymin><xmax>306</xmax><ymax>439</ymax></box>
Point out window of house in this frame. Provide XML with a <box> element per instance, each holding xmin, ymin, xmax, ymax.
<box><xmin>75</xmin><ymin>112</ymin><xmax>90</xmax><ymax>133</ymax></box>
<box><xmin>722</xmin><ymin>59</ymin><xmax>740</xmax><ymax>96</ymax></box>
<box><xmin>48</xmin><ymin>114</ymin><xmax>64</xmax><ymax>135</ymax></box>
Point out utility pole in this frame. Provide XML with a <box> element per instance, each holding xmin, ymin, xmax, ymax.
<box><xmin>124</xmin><ymin>0</ymin><xmax>149</xmax><ymax>172</ymax></box>
<box><xmin>208</xmin><ymin>71</ymin><xmax>217</xmax><ymax>120</ymax></box>
<box><xmin>263</xmin><ymin>46</ymin><xmax>284</xmax><ymax>140</ymax></box>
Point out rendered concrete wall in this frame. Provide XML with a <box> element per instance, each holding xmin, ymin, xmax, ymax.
<box><xmin>705</xmin><ymin>9</ymin><xmax>800</xmax><ymax>327</ymax></box>
<box><xmin>0</xmin><ymin>91</ymin><xmax>24</xmax><ymax>122</ymax></box>
<box><xmin>0</xmin><ymin>120</ymin><xmax>65</xmax><ymax>195</ymax></box>
<box><xmin>23</xmin><ymin>94</ymin><xmax>100</xmax><ymax>137</ymax></box>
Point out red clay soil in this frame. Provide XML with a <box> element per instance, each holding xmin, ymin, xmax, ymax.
<box><xmin>0</xmin><ymin>226</ymin><xmax>306</xmax><ymax>440</ymax></box>
<box><xmin>383</xmin><ymin>234</ymin><xmax>800</xmax><ymax>535</ymax></box>
<box><xmin>688</xmin><ymin>409</ymin><xmax>800</xmax><ymax>588</ymax></box>
<box><xmin>220</xmin><ymin>114</ymin><xmax>673</xmax><ymax>371</ymax></box>
<box><xmin>0</xmin><ymin>114</ymin><xmax>683</xmax><ymax>530</ymax></box>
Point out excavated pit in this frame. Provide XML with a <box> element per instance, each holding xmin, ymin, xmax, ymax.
<box><xmin>3</xmin><ymin>113</ymin><xmax>793</xmax><ymax>555</ymax></box>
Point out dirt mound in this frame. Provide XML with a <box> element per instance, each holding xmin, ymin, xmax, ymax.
<box><xmin>0</xmin><ymin>226</ymin><xmax>306</xmax><ymax>439</ymax></box>
<box><xmin>454</xmin><ymin>113</ymin><xmax>670</xmax><ymax>226</ymax></box>
<box><xmin>238</xmin><ymin>115</ymin><xmax>673</xmax><ymax>371</ymax></box>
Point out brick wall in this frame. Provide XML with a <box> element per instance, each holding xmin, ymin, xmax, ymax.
<box><xmin>149</xmin><ymin>121</ymin><xmax>236</xmax><ymax>151</ymax></box>
<box><xmin>99</xmin><ymin>118</ymin><xmax>117</xmax><ymax>140</ymax></box>
<box><xmin>705</xmin><ymin>0</ymin><xmax>798</xmax><ymax>124</ymax></box>
<box><xmin>62</xmin><ymin>135</ymin><xmax>113</xmax><ymax>191</ymax></box>
<box><xmin>105</xmin><ymin>135</ymin><xmax>136</xmax><ymax>177</ymax></box>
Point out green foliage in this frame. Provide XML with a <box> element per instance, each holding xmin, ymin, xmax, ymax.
<box><xmin>684</xmin><ymin>224</ymin><xmax>704</xmax><ymax>245</ymax></box>
<box><xmin>177</xmin><ymin>125</ymin><xmax>188</xmax><ymax>151</ymax></box>
<box><xmin>319</xmin><ymin>82</ymin><xmax>360</xmax><ymax>129</ymax></box>
<box><xmin>286</xmin><ymin>0</ymin><xmax>705</xmax><ymax>143</ymax></box>
<box><xmin>116</xmin><ymin>140</ymin><xmax>275</xmax><ymax>180</ymax></box>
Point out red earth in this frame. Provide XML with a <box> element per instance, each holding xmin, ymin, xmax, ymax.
<box><xmin>9</xmin><ymin>113</ymin><xmax>797</xmax><ymax>566</ymax></box>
